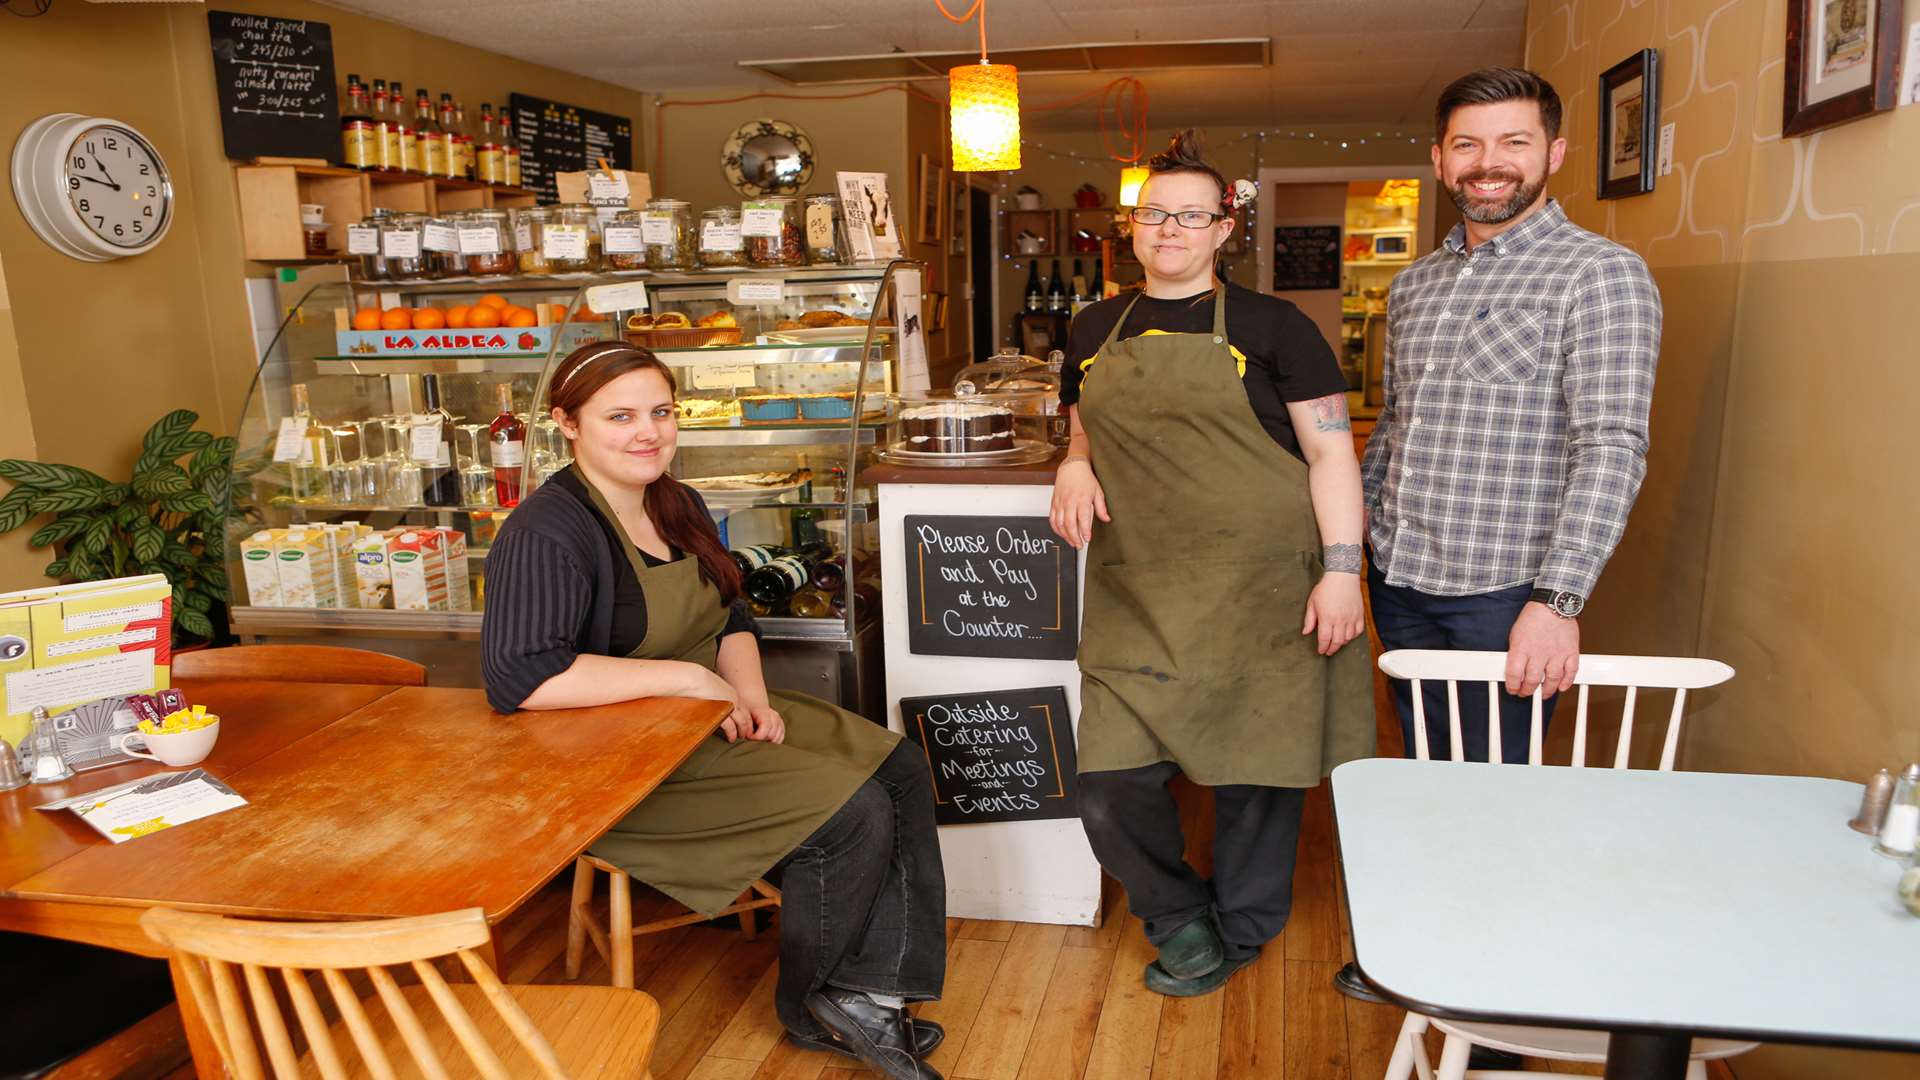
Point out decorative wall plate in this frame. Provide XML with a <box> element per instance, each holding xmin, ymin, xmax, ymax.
<box><xmin>722</xmin><ymin>118</ymin><xmax>814</xmax><ymax>196</ymax></box>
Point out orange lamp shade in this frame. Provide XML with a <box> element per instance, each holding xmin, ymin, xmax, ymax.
<box><xmin>1118</xmin><ymin>166</ymin><xmax>1150</xmax><ymax>206</ymax></box>
<box><xmin>950</xmin><ymin>62</ymin><xmax>1021</xmax><ymax>171</ymax></box>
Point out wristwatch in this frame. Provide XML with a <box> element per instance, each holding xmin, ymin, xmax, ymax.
<box><xmin>1529</xmin><ymin>588</ymin><xmax>1585</xmax><ymax>619</ymax></box>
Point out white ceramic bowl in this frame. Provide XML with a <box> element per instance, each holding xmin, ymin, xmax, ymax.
<box><xmin>115</xmin><ymin>720</ymin><xmax>219</xmax><ymax>767</ymax></box>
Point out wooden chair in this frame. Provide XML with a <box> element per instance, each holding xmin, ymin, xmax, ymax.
<box><xmin>141</xmin><ymin>906</ymin><xmax>659</xmax><ymax>1080</ymax></box>
<box><xmin>1374</xmin><ymin>650</ymin><xmax>1755</xmax><ymax>1080</ymax></box>
<box><xmin>173</xmin><ymin>644</ymin><xmax>428</xmax><ymax>687</ymax></box>
<box><xmin>566</xmin><ymin>854</ymin><xmax>781</xmax><ymax>989</ymax></box>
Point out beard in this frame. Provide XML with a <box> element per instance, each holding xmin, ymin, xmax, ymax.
<box><xmin>1446</xmin><ymin>167</ymin><xmax>1546</xmax><ymax>224</ymax></box>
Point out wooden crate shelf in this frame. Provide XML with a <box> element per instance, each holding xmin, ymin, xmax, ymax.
<box><xmin>237</xmin><ymin>164</ymin><xmax>545</xmax><ymax>262</ymax></box>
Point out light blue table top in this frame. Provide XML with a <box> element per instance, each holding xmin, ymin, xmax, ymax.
<box><xmin>1331</xmin><ymin>759</ymin><xmax>1919</xmax><ymax>1051</ymax></box>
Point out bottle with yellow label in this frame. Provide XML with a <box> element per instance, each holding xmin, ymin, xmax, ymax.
<box><xmin>500</xmin><ymin>111</ymin><xmax>522</xmax><ymax>187</ymax></box>
<box><xmin>415</xmin><ymin>88</ymin><xmax>447</xmax><ymax>177</ymax></box>
<box><xmin>390</xmin><ymin>79</ymin><xmax>418</xmax><ymax>173</ymax></box>
<box><xmin>341</xmin><ymin>74</ymin><xmax>376</xmax><ymax>170</ymax></box>
<box><xmin>476</xmin><ymin>102</ymin><xmax>504</xmax><ymax>184</ymax></box>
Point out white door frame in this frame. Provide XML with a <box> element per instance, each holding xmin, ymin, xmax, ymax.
<box><xmin>1255</xmin><ymin>165</ymin><xmax>1439</xmax><ymax>295</ymax></box>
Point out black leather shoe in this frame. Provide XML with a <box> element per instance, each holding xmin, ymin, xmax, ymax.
<box><xmin>1468</xmin><ymin>1045</ymin><xmax>1525</xmax><ymax>1070</ymax></box>
<box><xmin>1331</xmin><ymin>961</ymin><xmax>1389</xmax><ymax>1004</ymax></box>
<box><xmin>1142</xmin><ymin>953</ymin><xmax>1254</xmax><ymax>997</ymax></box>
<box><xmin>789</xmin><ymin>1015</ymin><xmax>945</xmax><ymax>1058</ymax></box>
<box><xmin>803</xmin><ymin>987</ymin><xmax>944</xmax><ymax>1079</ymax></box>
<box><xmin>1155</xmin><ymin>914</ymin><xmax>1224</xmax><ymax>980</ymax></box>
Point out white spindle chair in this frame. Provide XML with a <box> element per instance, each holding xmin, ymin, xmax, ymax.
<box><xmin>1374</xmin><ymin>649</ymin><xmax>1757</xmax><ymax>1080</ymax></box>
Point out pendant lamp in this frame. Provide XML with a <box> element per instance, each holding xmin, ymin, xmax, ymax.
<box><xmin>951</xmin><ymin>61</ymin><xmax>1021</xmax><ymax>171</ymax></box>
<box><xmin>1118</xmin><ymin>166</ymin><xmax>1150</xmax><ymax>206</ymax></box>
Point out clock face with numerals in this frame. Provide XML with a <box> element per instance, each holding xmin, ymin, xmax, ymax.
<box><xmin>10</xmin><ymin>113</ymin><xmax>174</xmax><ymax>261</ymax></box>
<box><xmin>64</xmin><ymin>124</ymin><xmax>170</xmax><ymax>250</ymax></box>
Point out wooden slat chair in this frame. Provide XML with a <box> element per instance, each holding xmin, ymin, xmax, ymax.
<box><xmin>1374</xmin><ymin>649</ymin><xmax>1755</xmax><ymax>1080</ymax></box>
<box><xmin>173</xmin><ymin>644</ymin><xmax>428</xmax><ymax>687</ymax></box>
<box><xmin>566</xmin><ymin>855</ymin><xmax>781</xmax><ymax>989</ymax></box>
<box><xmin>142</xmin><ymin>907</ymin><xmax>659</xmax><ymax>1080</ymax></box>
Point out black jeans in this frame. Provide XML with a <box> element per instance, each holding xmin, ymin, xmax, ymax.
<box><xmin>1367</xmin><ymin>560</ymin><xmax>1558</xmax><ymax>763</ymax></box>
<box><xmin>770</xmin><ymin>740</ymin><xmax>947</xmax><ymax>1037</ymax></box>
<box><xmin>1078</xmin><ymin>762</ymin><xmax>1306</xmax><ymax>962</ymax></box>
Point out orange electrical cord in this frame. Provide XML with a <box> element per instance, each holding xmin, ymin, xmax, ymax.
<box><xmin>1025</xmin><ymin>76</ymin><xmax>1150</xmax><ymax>163</ymax></box>
<box><xmin>932</xmin><ymin>0</ymin><xmax>990</xmax><ymax>63</ymax></box>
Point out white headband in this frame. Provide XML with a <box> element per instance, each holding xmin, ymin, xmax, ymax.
<box><xmin>554</xmin><ymin>343</ymin><xmax>637</xmax><ymax>393</ymax></box>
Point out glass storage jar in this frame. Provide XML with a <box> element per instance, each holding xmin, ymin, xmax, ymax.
<box><xmin>381</xmin><ymin>212</ymin><xmax>432</xmax><ymax>281</ymax></box>
<box><xmin>802</xmin><ymin>193</ymin><xmax>848</xmax><ymax>265</ymax></box>
<box><xmin>542</xmin><ymin>203</ymin><xmax>597</xmax><ymax>273</ymax></box>
<box><xmin>698</xmin><ymin>206</ymin><xmax>745</xmax><ymax>268</ymax></box>
<box><xmin>514</xmin><ymin>207</ymin><xmax>555</xmax><ymax>275</ymax></box>
<box><xmin>742</xmin><ymin>196</ymin><xmax>804</xmax><ymax>268</ymax></box>
<box><xmin>422</xmin><ymin>214</ymin><xmax>463</xmax><ymax>278</ymax></box>
<box><xmin>457</xmin><ymin>209</ymin><xmax>516</xmax><ymax>276</ymax></box>
<box><xmin>642</xmin><ymin>198</ymin><xmax>697</xmax><ymax>270</ymax></box>
<box><xmin>602</xmin><ymin>208</ymin><xmax>648</xmax><ymax>271</ymax></box>
<box><xmin>352</xmin><ymin>208</ymin><xmax>394</xmax><ymax>281</ymax></box>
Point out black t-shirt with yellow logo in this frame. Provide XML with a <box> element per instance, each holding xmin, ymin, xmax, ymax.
<box><xmin>1061</xmin><ymin>281</ymin><xmax>1347</xmax><ymax>462</ymax></box>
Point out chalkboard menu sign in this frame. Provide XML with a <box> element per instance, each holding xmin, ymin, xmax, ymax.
<box><xmin>207</xmin><ymin>11</ymin><xmax>340</xmax><ymax>163</ymax></box>
<box><xmin>507</xmin><ymin>93</ymin><xmax>634</xmax><ymax>202</ymax></box>
<box><xmin>1271</xmin><ymin>224</ymin><xmax>1344</xmax><ymax>291</ymax></box>
<box><xmin>903</xmin><ymin>515</ymin><xmax>1078</xmax><ymax>661</ymax></box>
<box><xmin>900</xmin><ymin>686</ymin><xmax>1079</xmax><ymax>825</ymax></box>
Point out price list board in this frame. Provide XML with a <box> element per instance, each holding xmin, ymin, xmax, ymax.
<box><xmin>507</xmin><ymin>93</ymin><xmax>634</xmax><ymax>202</ymax></box>
<box><xmin>207</xmin><ymin>10</ymin><xmax>341</xmax><ymax>163</ymax></box>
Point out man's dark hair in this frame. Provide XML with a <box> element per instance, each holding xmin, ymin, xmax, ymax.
<box><xmin>1145</xmin><ymin>128</ymin><xmax>1229</xmax><ymax>205</ymax></box>
<box><xmin>1434</xmin><ymin>67</ymin><xmax>1563</xmax><ymax>141</ymax></box>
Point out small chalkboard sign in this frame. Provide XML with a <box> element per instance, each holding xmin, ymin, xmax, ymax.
<box><xmin>900</xmin><ymin>685</ymin><xmax>1079</xmax><ymax>825</ymax></box>
<box><xmin>207</xmin><ymin>11</ymin><xmax>340</xmax><ymax>163</ymax></box>
<box><xmin>507</xmin><ymin>93</ymin><xmax>634</xmax><ymax>202</ymax></box>
<box><xmin>1271</xmin><ymin>224</ymin><xmax>1344</xmax><ymax>291</ymax></box>
<box><xmin>904</xmin><ymin>515</ymin><xmax>1078</xmax><ymax>661</ymax></box>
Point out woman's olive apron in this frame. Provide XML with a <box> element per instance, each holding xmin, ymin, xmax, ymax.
<box><xmin>576</xmin><ymin>469</ymin><xmax>900</xmax><ymax>915</ymax></box>
<box><xmin>1074</xmin><ymin>289</ymin><xmax>1373</xmax><ymax>788</ymax></box>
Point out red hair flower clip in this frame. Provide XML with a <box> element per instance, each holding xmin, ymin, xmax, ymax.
<box><xmin>1225</xmin><ymin>178</ymin><xmax>1257</xmax><ymax>210</ymax></box>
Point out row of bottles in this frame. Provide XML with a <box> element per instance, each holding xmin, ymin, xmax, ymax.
<box><xmin>1022</xmin><ymin>258</ymin><xmax>1102</xmax><ymax>315</ymax></box>
<box><xmin>340</xmin><ymin>74</ymin><xmax>522</xmax><ymax>185</ymax></box>
<box><xmin>730</xmin><ymin>542</ymin><xmax>878</xmax><ymax>620</ymax></box>
<box><xmin>288</xmin><ymin>379</ymin><xmax>526</xmax><ymax>510</ymax></box>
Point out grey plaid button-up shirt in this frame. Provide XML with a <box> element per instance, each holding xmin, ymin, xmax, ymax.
<box><xmin>1360</xmin><ymin>199</ymin><xmax>1660</xmax><ymax>598</ymax></box>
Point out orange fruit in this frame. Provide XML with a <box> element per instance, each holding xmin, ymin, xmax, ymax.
<box><xmin>476</xmin><ymin>293</ymin><xmax>511</xmax><ymax>311</ymax></box>
<box><xmin>351</xmin><ymin>308</ymin><xmax>382</xmax><ymax>331</ymax></box>
<box><xmin>466</xmin><ymin>304</ymin><xmax>502</xmax><ymax>328</ymax></box>
<box><xmin>504</xmin><ymin>307</ymin><xmax>538</xmax><ymax>328</ymax></box>
<box><xmin>445</xmin><ymin>304</ymin><xmax>473</xmax><ymax>328</ymax></box>
<box><xmin>412</xmin><ymin>307</ymin><xmax>446</xmax><ymax>330</ymax></box>
<box><xmin>379</xmin><ymin>307</ymin><xmax>413</xmax><ymax>331</ymax></box>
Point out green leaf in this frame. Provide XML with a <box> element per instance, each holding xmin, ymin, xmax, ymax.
<box><xmin>72</xmin><ymin>514</ymin><xmax>113</xmax><ymax>557</ymax></box>
<box><xmin>142</xmin><ymin>409</ymin><xmax>199</xmax><ymax>460</ymax></box>
<box><xmin>190</xmin><ymin>437</ymin><xmax>235</xmax><ymax>481</ymax></box>
<box><xmin>27</xmin><ymin>514</ymin><xmax>90</xmax><ymax>548</ymax></box>
<box><xmin>200</xmin><ymin>575</ymin><xmax>231</xmax><ymax>604</ymax></box>
<box><xmin>115</xmin><ymin>502</ymin><xmax>146</xmax><ymax>528</ymax></box>
<box><xmin>0</xmin><ymin>460</ymin><xmax>107</xmax><ymax>490</ymax></box>
<box><xmin>33</xmin><ymin>488</ymin><xmax>108</xmax><ymax>514</ymax></box>
<box><xmin>43</xmin><ymin>558</ymin><xmax>69</xmax><ymax>578</ymax></box>
<box><xmin>133</xmin><ymin>464</ymin><xmax>192</xmax><ymax>499</ymax></box>
<box><xmin>177</xmin><ymin>607</ymin><xmax>215</xmax><ymax>641</ymax></box>
<box><xmin>0</xmin><ymin>485</ymin><xmax>38</xmax><ymax>533</ymax></box>
<box><xmin>132</xmin><ymin>519</ymin><xmax>166</xmax><ymax>563</ymax></box>
<box><xmin>162</xmin><ymin>542</ymin><xmax>198</xmax><ymax>570</ymax></box>
<box><xmin>179</xmin><ymin>587</ymin><xmax>212</xmax><ymax>613</ymax></box>
<box><xmin>159</xmin><ymin>490</ymin><xmax>214</xmax><ymax>514</ymax></box>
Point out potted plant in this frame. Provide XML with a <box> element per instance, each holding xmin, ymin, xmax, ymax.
<box><xmin>0</xmin><ymin>410</ymin><xmax>234</xmax><ymax>647</ymax></box>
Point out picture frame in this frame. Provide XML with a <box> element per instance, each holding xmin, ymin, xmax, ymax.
<box><xmin>1597</xmin><ymin>48</ymin><xmax>1659</xmax><ymax>200</ymax></box>
<box><xmin>1783</xmin><ymin>0</ymin><xmax>1905</xmax><ymax>136</ymax></box>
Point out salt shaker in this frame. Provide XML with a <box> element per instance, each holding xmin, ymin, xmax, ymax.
<box><xmin>0</xmin><ymin>735</ymin><xmax>26</xmax><ymax>791</ymax></box>
<box><xmin>1849</xmin><ymin>768</ymin><xmax>1896</xmax><ymax>834</ymax></box>
<box><xmin>1873</xmin><ymin>762</ymin><xmax>1920</xmax><ymax>858</ymax></box>
<box><xmin>25</xmin><ymin>706</ymin><xmax>74</xmax><ymax>784</ymax></box>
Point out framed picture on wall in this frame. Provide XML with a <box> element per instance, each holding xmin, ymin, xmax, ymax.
<box><xmin>1783</xmin><ymin>0</ymin><xmax>1905</xmax><ymax>136</ymax></box>
<box><xmin>1597</xmin><ymin>48</ymin><xmax>1659</xmax><ymax>199</ymax></box>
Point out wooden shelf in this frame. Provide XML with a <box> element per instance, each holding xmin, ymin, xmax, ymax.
<box><xmin>237</xmin><ymin>164</ymin><xmax>545</xmax><ymax>263</ymax></box>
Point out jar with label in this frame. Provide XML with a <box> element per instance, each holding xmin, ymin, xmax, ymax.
<box><xmin>541</xmin><ymin>204</ymin><xmax>597</xmax><ymax>273</ymax></box>
<box><xmin>349</xmin><ymin>208</ymin><xmax>394</xmax><ymax>281</ymax></box>
<box><xmin>421</xmin><ymin>214</ymin><xmax>463</xmax><ymax>277</ymax></box>
<box><xmin>802</xmin><ymin>194</ymin><xmax>848</xmax><ymax>265</ymax></box>
<box><xmin>602</xmin><ymin>208</ymin><xmax>649</xmax><ymax>271</ymax></box>
<box><xmin>742</xmin><ymin>196</ymin><xmax>804</xmax><ymax>268</ymax></box>
<box><xmin>698</xmin><ymin>206</ymin><xmax>745</xmax><ymax>268</ymax></box>
<box><xmin>642</xmin><ymin>199</ymin><xmax>697</xmax><ymax>271</ymax></box>
<box><xmin>514</xmin><ymin>207</ymin><xmax>555</xmax><ymax>275</ymax></box>
<box><xmin>381</xmin><ymin>212</ymin><xmax>432</xmax><ymax>280</ymax></box>
<box><xmin>457</xmin><ymin>209</ymin><xmax>516</xmax><ymax>276</ymax></box>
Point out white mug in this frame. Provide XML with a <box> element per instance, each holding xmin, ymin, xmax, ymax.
<box><xmin>115</xmin><ymin>721</ymin><xmax>219</xmax><ymax>767</ymax></box>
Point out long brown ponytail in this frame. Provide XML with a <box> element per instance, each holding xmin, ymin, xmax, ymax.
<box><xmin>548</xmin><ymin>342</ymin><xmax>744</xmax><ymax>605</ymax></box>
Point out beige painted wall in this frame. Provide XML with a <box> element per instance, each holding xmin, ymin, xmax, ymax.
<box><xmin>0</xmin><ymin>0</ymin><xmax>651</xmax><ymax>592</ymax></box>
<box><xmin>0</xmin><ymin>255</ymin><xmax>39</xmax><ymax>589</ymax></box>
<box><xmin>1525</xmin><ymin>1</ymin><xmax>1920</xmax><ymax>1077</ymax></box>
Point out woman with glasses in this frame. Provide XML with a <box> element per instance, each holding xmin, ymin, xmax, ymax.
<box><xmin>1048</xmin><ymin>130</ymin><xmax>1374</xmax><ymax>997</ymax></box>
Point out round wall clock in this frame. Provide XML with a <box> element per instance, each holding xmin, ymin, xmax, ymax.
<box><xmin>721</xmin><ymin>118</ymin><xmax>815</xmax><ymax>197</ymax></box>
<box><xmin>11</xmin><ymin>113</ymin><xmax>174</xmax><ymax>262</ymax></box>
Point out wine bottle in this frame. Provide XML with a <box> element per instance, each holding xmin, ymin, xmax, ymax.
<box><xmin>417</xmin><ymin>374</ymin><xmax>460</xmax><ymax>507</ymax></box>
<box><xmin>1046</xmin><ymin>259</ymin><xmax>1068</xmax><ymax>312</ymax></box>
<box><xmin>1090</xmin><ymin>257</ymin><xmax>1104</xmax><ymax>301</ymax></box>
<box><xmin>730</xmin><ymin>545</ymin><xmax>786</xmax><ymax>574</ymax></box>
<box><xmin>1024</xmin><ymin>260</ymin><xmax>1044</xmax><ymax>313</ymax></box>
<box><xmin>488</xmin><ymin>383</ymin><xmax>526</xmax><ymax>508</ymax></box>
<box><xmin>290</xmin><ymin>383</ymin><xmax>331</xmax><ymax>505</ymax></box>
<box><xmin>1070</xmin><ymin>258</ymin><xmax>1088</xmax><ymax>301</ymax></box>
<box><xmin>746</xmin><ymin>554</ymin><xmax>809</xmax><ymax>607</ymax></box>
<box><xmin>788</xmin><ymin>588</ymin><xmax>835</xmax><ymax>619</ymax></box>
<box><xmin>809</xmin><ymin>555</ymin><xmax>846</xmax><ymax>592</ymax></box>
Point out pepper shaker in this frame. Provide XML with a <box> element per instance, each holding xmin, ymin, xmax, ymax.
<box><xmin>1873</xmin><ymin>763</ymin><xmax>1920</xmax><ymax>858</ymax></box>
<box><xmin>0</xmin><ymin>736</ymin><xmax>26</xmax><ymax>791</ymax></box>
<box><xmin>26</xmin><ymin>706</ymin><xmax>74</xmax><ymax>784</ymax></box>
<box><xmin>1849</xmin><ymin>768</ymin><xmax>1896</xmax><ymax>835</ymax></box>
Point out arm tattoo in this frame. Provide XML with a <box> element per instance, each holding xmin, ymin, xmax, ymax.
<box><xmin>1308</xmin><ymin>393</ymin><xmax>1352</xmax><ymax>433</ymax></box>
<box><xmin>1323</xmin><ymin>543</ymin><xmax>1363</xmax><ymax>575</ymax></box>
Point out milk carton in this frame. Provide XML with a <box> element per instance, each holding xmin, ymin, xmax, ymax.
<box><xmin>387</xmin><ymin>529</ymin><xmax>450</xmax><ymax>611</ymax></box>
<box><xmin>436</xmin><ymin>527</ymin><xmax>472</xmax><ymax>612</ymax></box>
<box><xmin>239</xmin><ymin>529</ymin><xmax>284</xmax><ymax>607</ymax></box>
<box><xmin>351</xmin><ymin>530</ymin><xmax>393</xmax><ymax>609</ymax></box>
<box><xmin>274</xmin><ymin>529</ymin><xmax>340</xmax><ymax>608</ymax></box>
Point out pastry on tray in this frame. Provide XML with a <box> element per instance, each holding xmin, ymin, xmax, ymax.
<box><xmin>774</xmin><ymin>319</ymin><xmax>807</xmax><ymax>330</ymax></box>
<box><xmin>651</xmin><ymin>311</ymin><xmax>692</xmax><ymax>329</ymax></box>
<box><xmin>698</xmin><ymin>310</ymin><xmax>738</xmax><ymax>329</ymax></box>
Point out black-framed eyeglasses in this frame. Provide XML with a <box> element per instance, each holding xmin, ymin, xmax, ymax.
<box><xmin>1128</xmin><ymin>206</ymin><xmax>1229</xmax><ymax>228</ymax></box>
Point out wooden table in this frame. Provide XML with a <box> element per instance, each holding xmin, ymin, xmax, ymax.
<box><xmin>1</xmin><ymin>678</ymin><xmax>727</xmax><ymax>1077</ymax></box>
<box><xmin>1331</xmin><ymin>759</ymin><xmax>1920</xmax><ymax>1079</ymax></box>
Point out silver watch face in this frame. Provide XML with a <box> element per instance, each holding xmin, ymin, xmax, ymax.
<box><xmin>1551</xmin><ymin>592</ymin><xmax>1585</xmax><ymax>618</ymax></box>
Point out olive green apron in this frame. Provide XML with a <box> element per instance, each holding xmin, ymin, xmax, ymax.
<box><xmin>574</xmin><ymin>468</ymin><xmax>900</xmax><ymax>915</ymax></box>
<box><xmin>1075</xmin><ymin>289</ymin><xmax>1373</xmax><ymax>787</ymax></box>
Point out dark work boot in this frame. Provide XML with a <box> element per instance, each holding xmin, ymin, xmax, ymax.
<box><xmin>1155</xmin><ymin>913</ymin><xmax>1224</xmax><ymax>980</ymax></box>
<box><xmin>803</xmin><ymin>987</ymin><xmax>944</xmax><ymax>1079</ymax></box>
<box><xmin>1142</xmin><ymin>953</ymin><xmax>1255</xmax><ymax>997</ymax></box>
<box><xmin>789</xmin><ymin>1015</ymin><xmax>945</xmax><ymax>1058</ymax></box>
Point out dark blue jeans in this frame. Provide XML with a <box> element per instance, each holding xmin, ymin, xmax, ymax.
<box><xmin>1367</xmin><ymin>561</ymin><xmax>1557</xmax><ymax>764</ymax></box>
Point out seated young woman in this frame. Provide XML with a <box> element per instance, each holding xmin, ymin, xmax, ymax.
<box><xmin>480</xmin><ymin>342</ymin><xmax>947</xmax><ymax>1080</ymax></box>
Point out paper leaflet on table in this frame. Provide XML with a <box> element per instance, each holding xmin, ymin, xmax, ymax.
<box><xmin>36</xmin><ymin>768</ymin><xmax>246</xmax><ymax>844</ymax></box>
<box><xmin>0</xmin><ymin>574</ymin><xmax>173</xmax><ymax>747</ymax></box>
